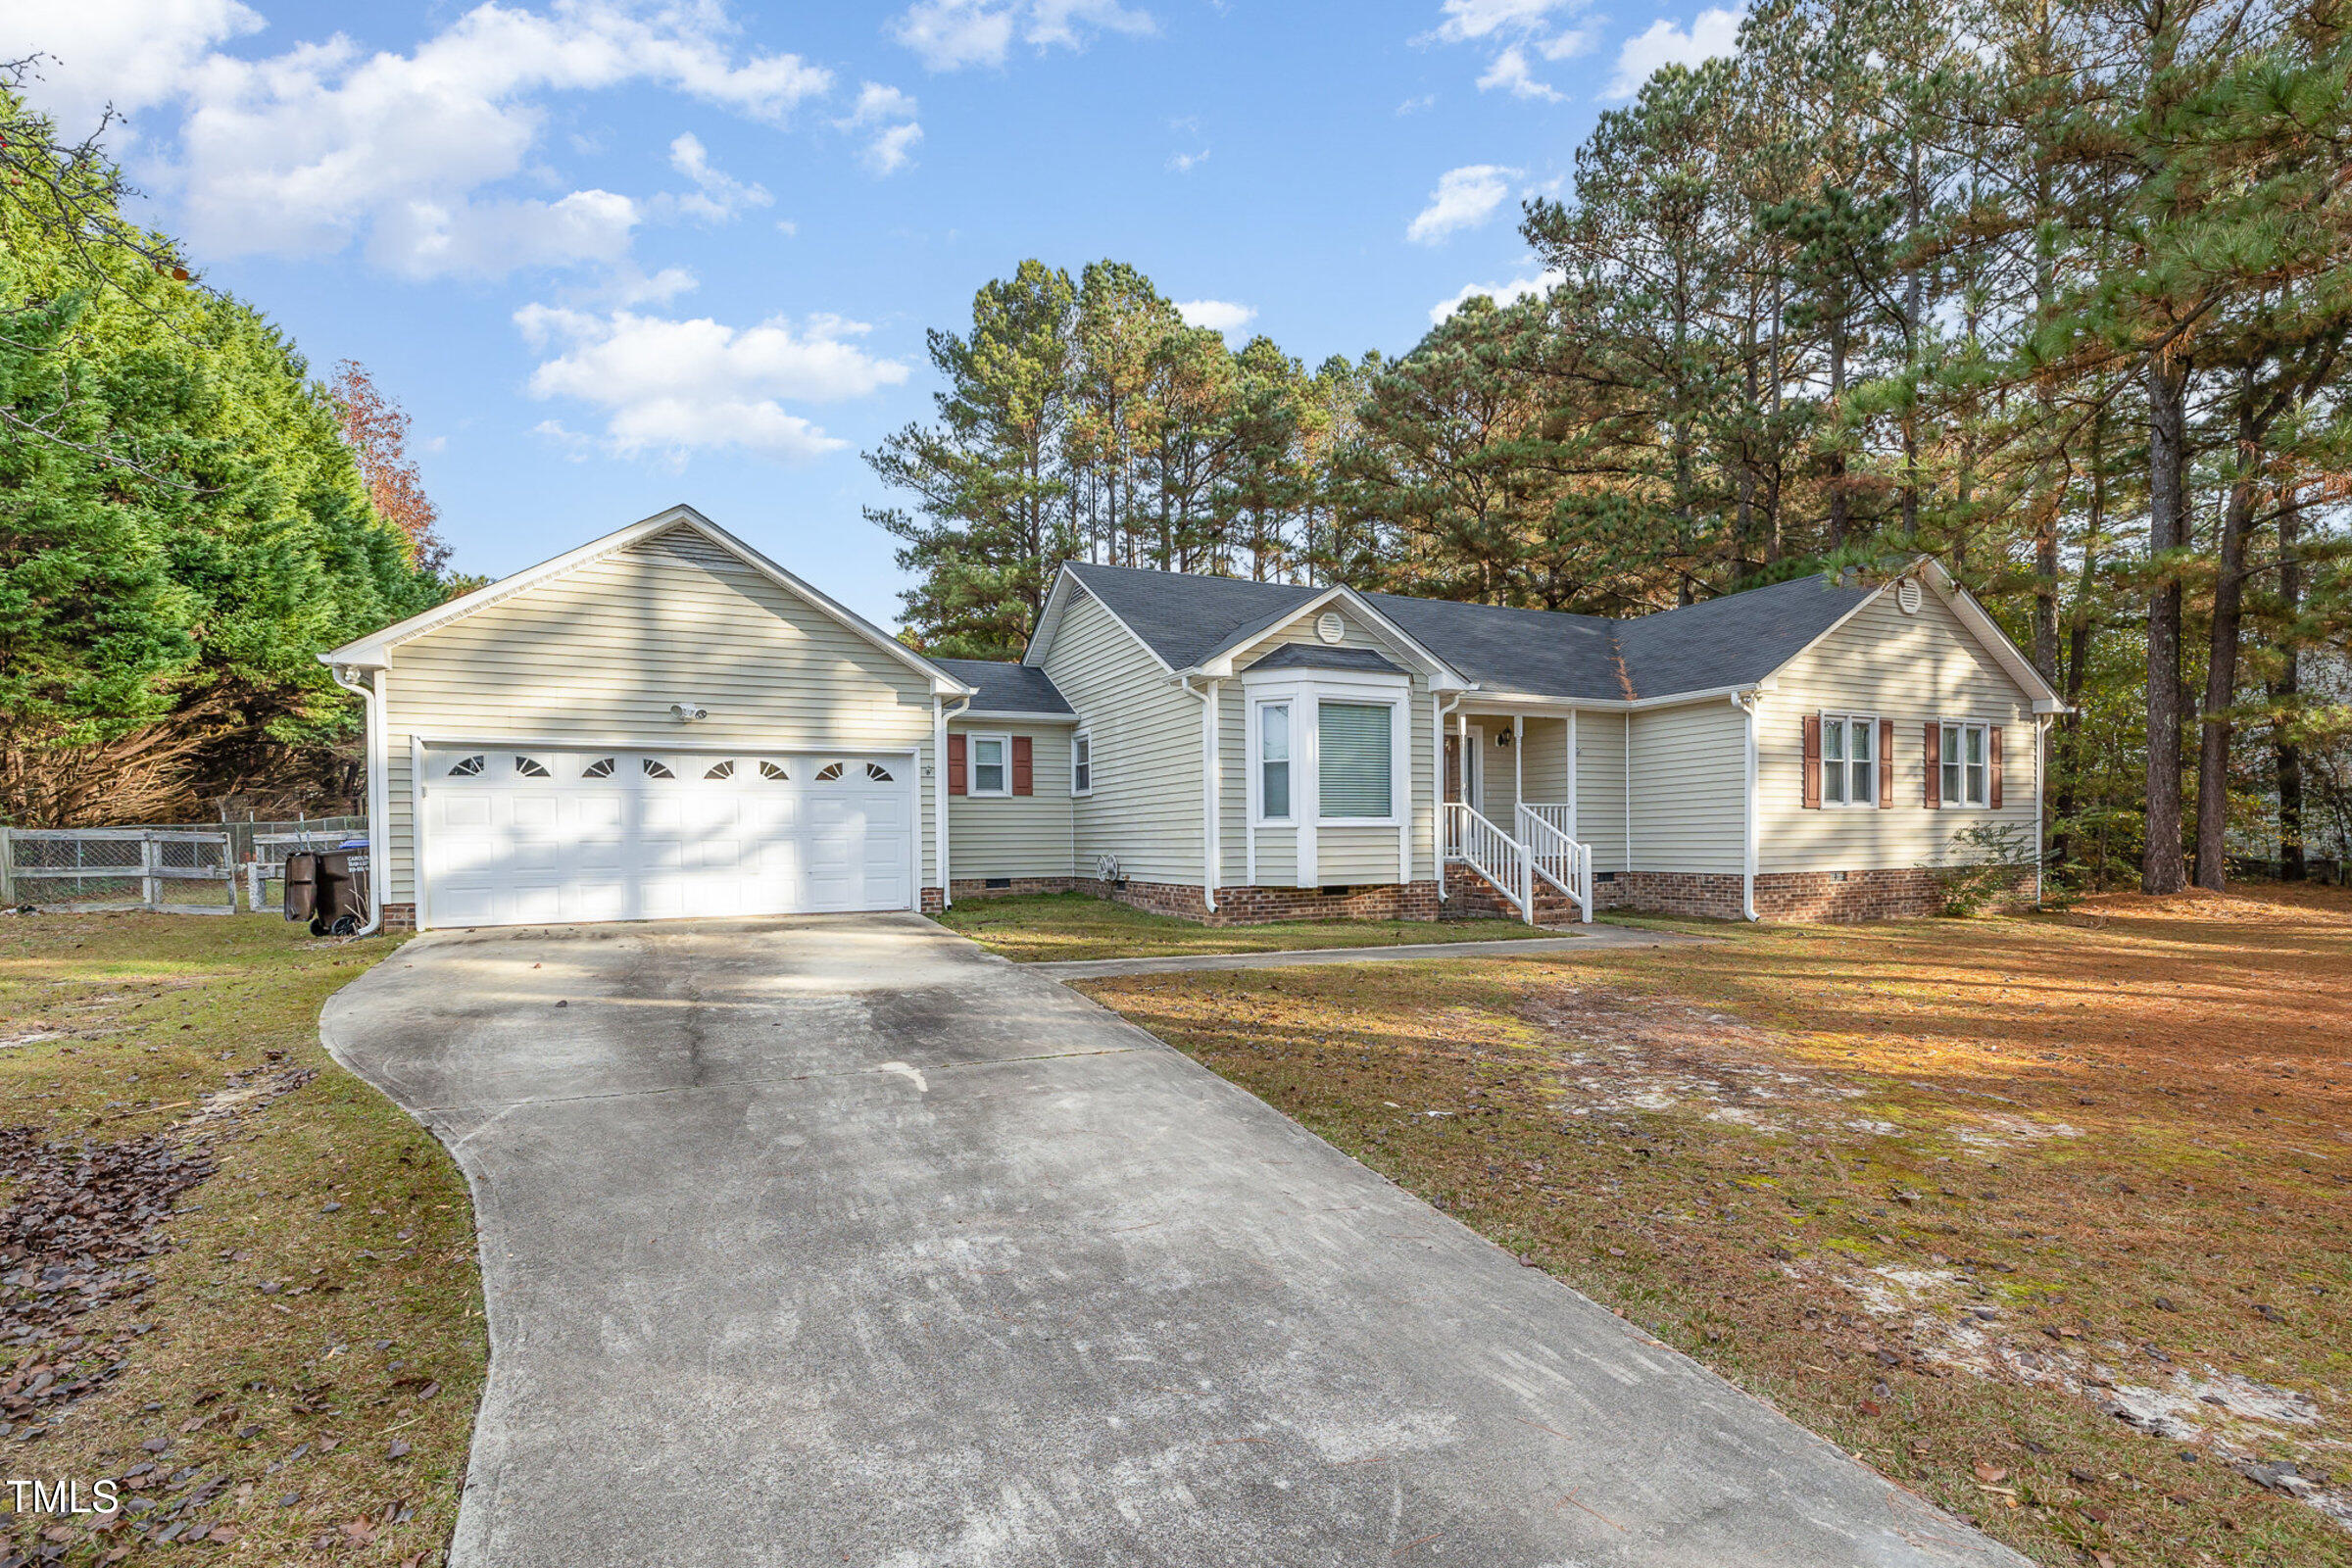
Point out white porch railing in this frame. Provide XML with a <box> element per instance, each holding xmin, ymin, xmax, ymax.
<box><xmin>1517</xmin><ymin>805</ymin><xmax>1592</xmax><ymax>924</ymax></box>
<box><xmin>1445</xmin><ymin>802</ymin><xmax>1535</xmax><ymax>923</ymax></box>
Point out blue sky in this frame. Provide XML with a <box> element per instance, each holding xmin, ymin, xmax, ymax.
<box><xmin>15</xmin><ymin>0</ymin><xmax>1740</xmax><ymax>627</ymax></box>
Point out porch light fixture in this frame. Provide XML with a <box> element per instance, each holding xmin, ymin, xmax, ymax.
<box><xmin>670</xmin><ymin>701</ymin><xmax>709</xmax><ymax>721</ymax></box>
<box><xmin>1494</xmin><ymin>727</ymin><xmax>1512</xmax><ymax>748</ymax></box>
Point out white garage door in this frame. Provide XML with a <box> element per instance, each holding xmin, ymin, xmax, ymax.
<box><xmin>418</xmin><ymin>746</ymin><xmax>915</xmax><ymax>928</ymax></box>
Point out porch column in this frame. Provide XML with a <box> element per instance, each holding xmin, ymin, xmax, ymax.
<box><xmin>1565</xmin><ymin>709</ymin><xmax>1579</xmax><ymax>840</ymax></box>
<box><xmin>1512</xmin><ymin>714</ymin><xmax>1523</xmax><ymax>820</ymax></box>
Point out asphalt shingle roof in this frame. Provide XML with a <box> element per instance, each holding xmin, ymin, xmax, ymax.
<box><xmin>1057</xmin><ymin>562</ymin><xmax>1876</xmax><ymax>702</ymax></box>
<box><xmin>1243</xmin><ymin>643</ymin><xmax>1407</xmax><ymax>675</ymax></box>
<box><xmin>932</xmin><ymin>658</ymin><xmax>1074</xmax><ymax>714</ymax></box>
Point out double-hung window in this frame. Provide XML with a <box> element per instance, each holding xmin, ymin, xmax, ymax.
<box><xmin>1821</xmin><ymin>713</ymin><xmax>1876</xmax><ymax>808</ymax></box>
<box><xmin>967</xmin><ymin>734</ymin><xmax>1009</xmax><ymax>797</ymax></box>
<box><xmin>1940</xmin><ymin>721</ymin><xmax>1988</xmax><ymax>807</ymax></box>
<box><xmin>1318</xmin><ymin>701</ymin><xmax>1394</xmax><ymax>819</ymax></box>
<box><xmin>1257</xmin><ymin>704</ymin><xmax>1292</xmax><ymax>821</ymax></box>
<box><xmin>1070</xmin><ymin>730</ymin><xmax>1093</xmax><ymax>797</ymax></box>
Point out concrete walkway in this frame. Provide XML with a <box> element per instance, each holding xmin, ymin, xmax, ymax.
<box><xmin>1025</xmin><ymin>923</ymin><xmax>1701</xmax><ymax>979</ymax></box>
<box><xmin>324</xmin><ymin>913</ymin><xmax>2024</xmax><ymax>1568</ymax></box>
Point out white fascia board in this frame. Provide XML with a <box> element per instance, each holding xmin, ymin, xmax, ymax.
<box><xmin>321</xmin><ymin>503</ymin><xmax>976</xmax><ymax>699</ymax></box>
<box><xmin>1022</xmin><ymin>566</ymin><xmax>1079</xmax><ymax>667</ymax></box>
<box><xmin>1195</xmin><ymin>584</ymin><xmax>1468</xmax><ymax>686</ymax></box>
<box><xmin>954</xmin><ymin>710</ymin><xmax>1083</xmax><ymax>724</ymax></box>
<box><xmin>1460</xmin><ymin>681</ymin><xmax>1765</xmax><ymax>713</ymax></box>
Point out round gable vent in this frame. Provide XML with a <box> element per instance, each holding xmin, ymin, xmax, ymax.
<box><xmin>1897</xmin><ymin>578</ymin><xmax>1922</xmax><ymax>614</ymax></box>
<box><xmin>1316</xmin><ymin>611</ymin><xmax>1346</xmax><ymax>644</ymax></box>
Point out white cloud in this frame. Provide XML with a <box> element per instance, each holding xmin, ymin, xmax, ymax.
<box><xmin>1396</xmin><ymin>92</ymin><xmax>1438</xmax><ymax>115</ymax></box>
<box><xmin>1478</xmin><ymin>44</ymin><xmax>1560</xmax><ymax>100</ymax></box>
<box><xmin>1606</xmin><ymin>6</ymin><xmax>1743</xmax><ymax>99</ymax></box>
<box><xmin>514</xmin><ymin>304</ymin><xmax>908</xmax><ymax>464</ymax></box>
<box><xmin>1427</xmin><ymin>0</ymin><xmax>1568</xmax><ymax>43</ymax></box>
<box><xmin>891</xmin><ymin>0</ymin><xmax>1155</xmax><ymax>72</ymax></box>
<box><xmin>12</xmin><ymin>0</ymin><xmax>265</xmax><ymax>138</ymax></box>
<box><xmin>1429</xmin><ymin>266</ymin><xmax>1562</xmax><ymax>323</ymax></box>
<box><xmin>19</xmin><ymin>0</ymin><xmax>837</xmax><ymax>279</ymax></box>
<box><xmin>1421</xmin><ymin>0</ymin><xmax>1589</xmax><ymax>101</ymax></box>
<box><xmin>1406</xmin><ymin>164</ymin><xmax>1520</xmax><ymax>245</ymax></box>
<box><xmin>1168</xmin><ymin>147</ymin><xmax>1209</xmax><ymax>173</ymax></box>
<box><xmin>663</xmin><ymin>132</ymin><xmax>772</xmax><ymax>222</ymax></box>
<box><xmin>1177</xmin><ymin>299</ymin><xmax>1255</xmax><ymax>336</ymax></box>
<box><xmin>836</xmin><ymin>82</ymin><xmax>923</xmax><ymax>174</ymax></box>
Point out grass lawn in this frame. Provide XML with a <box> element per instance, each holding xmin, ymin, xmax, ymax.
<box><xmin>935</xmin><ymin>890</ymin><xmax>1546</xmax><ymax>962</ymax></box>
<box><xmin>0</xmin><ymin>912</ymin><xmax>482</xmax><ymax>1565</ymax></box>
<box><xmin>1079</xmin><ymin>886</ymin><xmax>2352</xmax><ymax>1568</ymax></box>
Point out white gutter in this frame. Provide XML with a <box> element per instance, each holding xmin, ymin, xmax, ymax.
<box><xmin>1179</xmin><ymin>675</ymin><xmax>1220</xmax><ymax>912</ymax></box>
<box><xmin>934</xmin><ymin>696</ymin><xmax>969</xmax><ymax>907</ymax></box>
<box><xmin>1733</xmin><ymin>691</ymin><xmax>1762</xmax><ymax>921</ymax></box>
<box><xmin>324</xmin><ymin>662</ymin><xmax>388</xmax><ymax>938</ymax></box>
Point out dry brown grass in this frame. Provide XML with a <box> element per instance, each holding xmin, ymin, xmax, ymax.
<box><xmin>0</xmin><ymin>913</ymin><xmax>483</xmax><ymax>1565</ymax></box>
<box><xmin>1080</xmin><ymin>885</ymin><xmax>2352</xmax><ymax>1568</ymax></box>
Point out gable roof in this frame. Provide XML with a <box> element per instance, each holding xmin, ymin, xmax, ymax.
<box><xmin>1030</xmin><ymin>560</ymin><xmax>2058</xmax><ymax>709</ymax></box>
<box><xmin>931</xmin><ymin>658</ymin><xmax>1074</xmax><ymax>716</ymax></box>
<box><xmin>319</xmin><ymin>505</ymin><xmax>975</xmax><ymax>699</ymax></box>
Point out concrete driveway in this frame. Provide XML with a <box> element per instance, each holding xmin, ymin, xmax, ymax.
<box><xmin>323</xmin><ymin>913</ymin><xmax>2024</xmax><ymax>1568</ymax></box>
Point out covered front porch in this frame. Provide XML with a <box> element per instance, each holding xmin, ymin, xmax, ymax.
<box><xmin>1440</xmin><ymin>706</ymin><xmax>1592</xmax><ymax>923</ymax></box>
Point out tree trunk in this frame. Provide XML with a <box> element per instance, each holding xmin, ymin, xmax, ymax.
<box><xmin>2053</xmin><ymin>411</ymin><xmax>2103</xmax><ymax>880</ymax></box>
<box><xmin>2274</xmin><ymin>491</ymin><xmax>2305</xmax><ymax>880</ymax></box>
<box><xmin>2141</xmin><ymin>350</ymin><xmax>2189</xmax><ymax>895</ymax></box>
<box><xmin>2192</xmin><ymin>402</ymin><xmax>2259</xmax><ymax>891</ymax></box>
<box><xmin>1827</xmin><ymin>309</ymin><xmax>1849</xmax><ymax>550</ymax></box>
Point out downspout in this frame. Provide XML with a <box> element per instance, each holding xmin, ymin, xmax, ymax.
<box><xmin>1733</xmin><ymin>691</ymin><xmax>1762</xmax><ymax>921</ymax></box>
<box><xmin>325</xmin><ymin>662</ymin><xmax>387</xmax><ymax>937</ymax></box>
<box><xmin>935</xmin><ymin>695</ymin><xmax>969</xmax><ymax>908</ymax></box>
<box><xmin>2034</xmin><ymin>711</ymin><xmax>2054</xmax><ymax>906</ymax></box>
<box><xmin>1435</xmin><ymin>691</ymin><xmax>1464</xmax><ymax>901</ymax></box>
<box><xmin>1180</xmin><ymin>675</ymin><xmax>1218</xmax><ymax>914</ymax></box>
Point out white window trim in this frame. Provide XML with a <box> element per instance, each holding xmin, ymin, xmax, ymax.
<box><xmin>1936</xmin><ymin>718</ymin><xmax>1990</xmax><ymax>808</ymax></box>
<box><xmin>1069</xmin><ymin>728</ymin><xmax>1094</xmax><ymax>797</ymax></box>
<box><xmin>1250</xmin><ymin>699</ymin><xmax>1296</xmax><ymax>827</ymax></box>
<box><xmin>1819</xmin><ymin>711</ymin><xmax>1880</xmax><ymax>810</ymax></box>
<box><xmin>965</xmin><ymin>731</ymin><xmax>1011</xmax><ymax>798</ymax></box>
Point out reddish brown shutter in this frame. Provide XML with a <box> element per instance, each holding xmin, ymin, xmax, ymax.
<box><xmin>1801</xmin><ymin>714</ymin><xmax>1822</xmax><ymax>809</ymax></box>
<box><xmin>1988</xmin><ymin>726</ymin><xmax>2004</xmax><ymax>808</ymax></box>
<box><xmin>1011</xmin><ymin>735</ymin><xmax>1034</xmax><ymax>796</ymax></box>
<box><xmin>1878</xmin><ymin>717</ymin><xmax>1894</xmax><ymax>808</ymax></box>
<box><xmin>947</xmin><ymin>733</ymin><xmax>966</xmax><ymax>796</ymax></box>
<box><xmin>1923</xmin><ymin>722</ymin><xmax>1941</xmax><ymax>808</ymax></box>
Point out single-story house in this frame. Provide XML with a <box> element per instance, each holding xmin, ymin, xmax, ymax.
<box><xmin>319</xmin><ymin>504</ymin><xmax>2063</xmax><ymax>933</ymax></box>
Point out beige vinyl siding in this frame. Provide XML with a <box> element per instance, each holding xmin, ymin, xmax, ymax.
<box><xmin>380</xmin><ymin>528</ymin><xmax>938</xmax><ymax>903</ymax></box>
<box><xmin>1041</xmin><ymin>591</ymin><xmax>1203</xmax><ymax>886</ymax></box>
<box><xmin>1317</xmin><ymin>826</ymin><xmax>1398</xmax><ymax>882</ymax></box>
<box><xmin>1251</xmin><ymin>827</ymin><xmax>1299</xmax><ymax>885</ymax></box>
<box><xmin>1520</xmin><ymin>716</ymin><xmax>1570</xmax><ymax>808</ymax></box>
<box><xmin>1628</xmin><ymin>699</ymin><xmax>1747</xmax><ymax>874</ymax></box>
<box><xmin>1575</xmin><ymin>712</ymin><xmax>1629</xmax><ymax>874</ymax></box>
<box><xmin>1229</xmin><ymin>603</ymin><xmax>1436</xmax><ymax>885</ymax></box>
<box><xmin>946</xmin><ymin>726</ymin><xmax>1074</xmax><ymax>880</ymax></box>
<box><xmin>1759</xmin><ymin>587</ymin><xmax>2039</xmax><ymax>872</ymax></box>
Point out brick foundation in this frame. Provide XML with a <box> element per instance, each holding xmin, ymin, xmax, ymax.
<box><xmin>1753</xmin><ymin>865</ymin><xmax>2033</xmax><ymax>921</ymax></box>
<box><xmin>379</xmin><ymin>903</ymin><xmax>418</xmax><ymax>932</ymax></box>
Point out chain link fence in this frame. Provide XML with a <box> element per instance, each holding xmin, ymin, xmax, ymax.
<box><xmin>1</xmin><ymin>817</ymin><xmax>367</xmax><ymax>914</ymax></box>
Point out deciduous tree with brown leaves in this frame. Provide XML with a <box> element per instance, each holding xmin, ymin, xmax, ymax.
<box><xmin>328</xmin><ymin>361</ymin><xmax>448</xmax><ymax>574</ymax></box>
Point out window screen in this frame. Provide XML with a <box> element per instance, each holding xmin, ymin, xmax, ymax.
<box><xmin>1318</xmin><ymin>702</ymin><xmax>1392</xmax><ymax>818</ymax></box>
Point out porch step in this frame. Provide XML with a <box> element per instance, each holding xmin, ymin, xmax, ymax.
<box><xmin>1444</xmin><ymin>861</ymin><xmax>1585</xmax><ymax>924</ymax></box>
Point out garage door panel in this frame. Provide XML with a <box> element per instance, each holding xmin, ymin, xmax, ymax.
<box><xmin>421</xmin><ymin>748</ymin><xmax>913</xmax><ymax>927</ymax></box>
